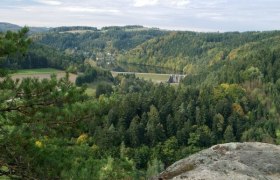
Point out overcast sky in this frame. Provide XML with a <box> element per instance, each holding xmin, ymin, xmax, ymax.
<box><xmin>1</xmin><ymin>0</ymin><xmax>280</xmax><ymax>32</ymax></box>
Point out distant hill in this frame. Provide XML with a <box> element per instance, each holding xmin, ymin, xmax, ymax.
<box><xmin>101</xmin><ymin>25</ymin><xmax>160</xmax><ymax>32</ymax></box>
<box><xmin>49</xmin><ymin>26</ymin><xmax>98</xmax><ymax>33</ymax></box>
<box><xmin>30</xmin><ymin>27</ymin><xmax>280</xmax><ymax>79</ymax></box>
<box><xmin>0</xmin><ymin>22</ymin><xmax>21</xmax><ymax>32</ymax></box>
<box><xmin>118</xmin><ymin>31</ymin><xmax>280</xmax><ymax>72</ymax></box>
<box><xmin>5</xmin><ymin>22</ymin><xmax>280</xmax><ymax>84</ymax></box>
<box><xmin>33</xmin><ymin>26</ymin><xmax>168</xmax><ymax>57</ymax></box>
<box><xmin>0</xmin><ymin>22</ymin><xmax>49</xmax><ymax>33</ymax></box>
<box><xmin>29</xmin><ymin>26</ymin><xmax>50</xmax><ymax>33</ymax></box>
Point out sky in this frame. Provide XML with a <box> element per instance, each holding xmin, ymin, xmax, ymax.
<box><xmin>1</xmin><ymin>0</ymin><xmax>280</xmax><ymax>32</ymax></box>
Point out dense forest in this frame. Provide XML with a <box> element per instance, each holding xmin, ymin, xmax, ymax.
<box><xmin>33</xmin><ymin>26</ymin><xmax>167</xmax><ymax>59</ymax></box>
<box><xmin>0</xmin><ymin>26</ymin><xmax>280</xmax><ymax>179</ymax></box>
<box><xmin>118</xmin><ymin>31</ymin><xmax>280</xmax><ymax>72</ymax></box>
<box><xmin>1</xmin><ymin>43</ymin><xmax>84</xmax><ymax>71</ymax></box>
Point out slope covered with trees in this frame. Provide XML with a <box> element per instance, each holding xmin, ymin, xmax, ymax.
<box><xmin>1</xmin><ymin>43</ymin><xmax>84</xmax><ymax>71</ymax></box>
<box><xmin>118</xmin><ymin>31</ymin><xmax>280</xmax><ymax>72</ymax></box>
<box><xmin>33</xmin><ymin>26</ymin><xmax>167</xmax><ymax>59</ymax></box>
<box><xmin>1</xmin><ymin>27</ymin><xmax>280</xmax><ymax>179</ymax></box>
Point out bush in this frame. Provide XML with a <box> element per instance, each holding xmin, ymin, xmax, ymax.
<box><xmin>96</xmin><ymin>82</ymin><xmax>113</xmax><ymax>98</ymax></box>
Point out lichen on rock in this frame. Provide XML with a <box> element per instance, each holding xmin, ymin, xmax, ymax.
<box><xmin>155</xmin><ymin>142</ymin><xmax>280</xmax><ymax>180</ymax></box>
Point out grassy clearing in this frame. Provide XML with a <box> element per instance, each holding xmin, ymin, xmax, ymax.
<box><xmin>112</xmin><ymin>71</ymin><xmax>170</xmax><ymax>83</ymax></box>
<box><xmin>136</xmin><ymin>73</ymin><xmax>170</xmax><ymax>83</ymax></box>
<box><xmin>85</xmin><ymin>88</ymin><xmax>96</xmax><ymax>97</ymax></box>
<box><xmin>11</xmin><ymin>68</ymin><xmax>77</xmax><ymax>83</ymax></box>
<box><xmin>60</xmin><ymin>30</ymin><xmax>96</xmax><ymax>34</ymax></box>
<box><xmin>14</xmin><ymin>68</ymin><xmax>62</xmax><ymax>75</ymax></box>
<box><xmin>84</xmin><ymin>81</ymin><xmax>114</xmax><ymax>97</ymax></box>
<box><xmin>85</xmin><ymin>83</ymin><xmax>98</xmax><ymax>97</ymax></box>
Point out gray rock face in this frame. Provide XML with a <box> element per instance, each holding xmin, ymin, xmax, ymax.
<box><xmin>156</xmin><ymin>142</ymin><xmax>280</xmax><ymax>180</ymax></box>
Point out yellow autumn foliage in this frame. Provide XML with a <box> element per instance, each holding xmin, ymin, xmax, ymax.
<box><xmin>76</xmin><ymin>133</ymin><xmax>88</xmax><ymax>144</ymax></box>
<box><xmin>214</xmin><ymin>83</ymin><xmax>246</xmax><ymax>101</ymax></box>
<box><xmin>221</xmin><ymin>83</ymin><xmax>230</xmax><ymax>90</ymax></box>
<box><xmin>92</xmin><ymin>144</ymin><xmax>99</xmax><ymax>151</ymax></box>
<box><xmin>183</xmin><ymin>64</ymin><xmax>196</xmax><ymax>74</ymax></box>
<box><xmin>35</xmin><ymin>140</ymin><xmax>43</xmax><ymax>148</ymax></box>
<box><xmin>228</xmin><ymin>48</ymin><xmax>239</xmax><ymax>60</ymax></box>
<box><xmin>232</xmin><ymin>103</ymin><xmax>244</xmax><ymax>116</ymax></box>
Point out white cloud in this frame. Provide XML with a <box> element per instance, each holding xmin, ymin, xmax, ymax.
<box><xmin>1</xmin><ymin>0</ymin><xmax>280</xmax><ymax>31</ymax></box>
<box><xmin>195</xmin><ymin>12</ymin><xmax>225</xmax><ymax>21</ymax></box>
<box><xmin>133</xmin><ymin>0</ymin><xmax>191</xmax><ymax>8</ymax></box>
<box><xmin>170</xmin><ymin>0</ymin><xmax>191</xmax><ymax>7</ymax></box>
<box><xmin>35</xmin><ymin>0</ymin><xmax>62</xmax><ymax>6</ymax></box>
<box><xmin>133</xmin><ymin>0</ymin><xmax>159</xmax><ymax>7</ymax></box>
<box><xmin>60</xmin><ymin>6</ymin><xmax>120</xmax><ymax>14</ymax></box>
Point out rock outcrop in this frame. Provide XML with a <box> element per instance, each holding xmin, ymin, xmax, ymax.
<box><xmin>156</xmin><ymin>142</ymin><xmax>280</xmax><ymax>180</ymax></box>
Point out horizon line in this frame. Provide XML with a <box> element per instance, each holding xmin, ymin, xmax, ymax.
<box><xmin>1</xmin><ymin>21</ymin><xmax>280</xmax><ymax>33</ymax></box>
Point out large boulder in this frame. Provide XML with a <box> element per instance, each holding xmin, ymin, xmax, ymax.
<box><xmin>156</xmin><ymin>142</ymin><xmax>280</xmax><ymax>180</ymax></box>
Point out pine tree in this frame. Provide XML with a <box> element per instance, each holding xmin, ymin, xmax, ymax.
<box><xmin>224</xmin><ymin>125</ymin><xmax>236</xmax><ymax>142</ymax></box>
<box><xmin>128</xmin><ymin>116</ymin><xmax>144</xmax><ymax>147</ymax></box>
<box><xmin>146</xmin><ymin>158</ymin><xmax>164</xmax><ymax>178</ymax></box>
<box><xmin>146</xmin><ymin>105</ymin><xmax>165</xmax><ymax>146</ymax></box>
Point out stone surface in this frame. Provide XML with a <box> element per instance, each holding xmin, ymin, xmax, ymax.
<box><xmin>156</xmin><ymin>142</ymin><xmax>280</xmax><ymax>180</ymax></box>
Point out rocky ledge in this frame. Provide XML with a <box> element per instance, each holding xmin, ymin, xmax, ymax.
<box><xmin>156</xmin><ymin>142</ymin><xmax>280</xmax><ymax>180</ymax></box>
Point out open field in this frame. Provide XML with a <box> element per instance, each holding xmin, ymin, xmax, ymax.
<box><xmin>136</xmin><ymin>73</ymin><xmax>170</xmax><ymax>83</ymax></box>
<box><xmin>14</xmin><ymin>68</ymin><xmax>63</xmax><ymax>74</ymax></box>
<box><xmin>11</xmin><ymin>68</ymin><xmax>77</xmax><ymax>83</ymax></box>
<box><xmin>84</xmin><ymin>81</ymin><xmax>115</xmax><ymax>97</ymax></box>
<box><xmin>62</xmin><ymin>30</ymin><xmax>96</xmax><ymax>34</ymax></box>
<box><xmin>85</xmin><ymin>88</ymin><xmax>96</xmax><ymax>97</ymax></box>
<box><xmin>9</xmin><ymin>69</ymin><xmax>174</xmax><ymax>97</ymax></box>
<box><xmin>111</xmin><ymin>71</ymin><xmax>171</xmax><ymax>83</ymax></box>
<box><xmin>11</xmin><ymin>69</ymin><xmax>115</xmax><ymax>97</ymax></box>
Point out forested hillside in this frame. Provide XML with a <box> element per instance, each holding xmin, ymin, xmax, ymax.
<box><xmin>1</xmin><ymin>43</ymin><xmax>84</xmax><ymax>71</ymax></box>
<box><xmin>33</xmin><ymin>26</ymin><xmax>167</xmax><ymax>59</ymax></box>
<box><xmin>0</xmin><ymin>23</ymin><xmax>22</xmax><ymax>32</ymax></box>
<box><xmin>28</xmin><ymin>27</ymin><xmax>280</xmax><ymax>76</ymax></box>
<box><xmin>1</xmin><ymin>27</ymin><xmax>280</xmax><ymax>179</ymax></box>
<box><xmin>118</xmin><ymin>31</ymin><xmax>280</xmax><ymax>72</ymax></box>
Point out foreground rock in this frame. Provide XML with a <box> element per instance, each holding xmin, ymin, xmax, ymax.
<box><xmin>156</xmin><ymin>142</ymin><xmax>280</xmax><ymax>180</ymax></box>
